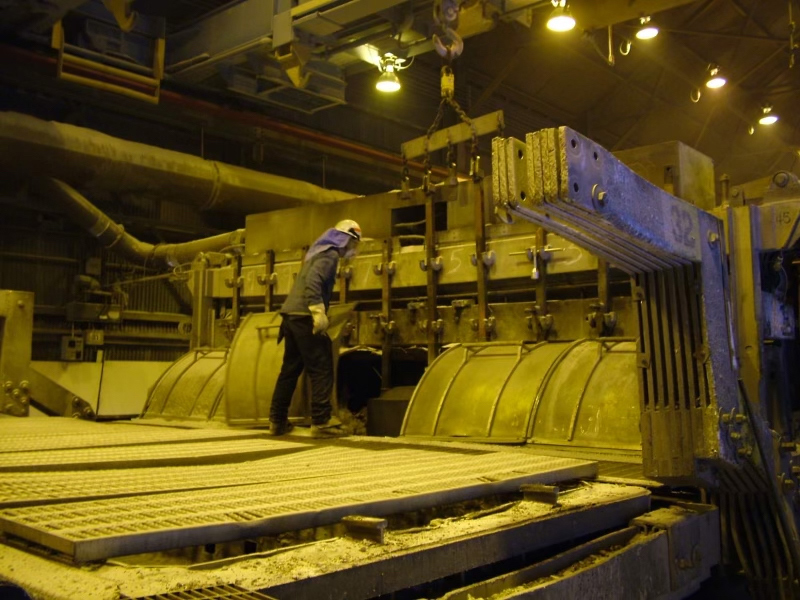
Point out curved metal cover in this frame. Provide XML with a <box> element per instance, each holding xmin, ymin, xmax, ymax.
<box><xmin>401</xmin><ymin>340</ymin><xmax>640</xmax><ymax>450</ymax></box>
<box><xmin>143</xmin><ymin>349</ymin><xmax>228</xmax><ymax>421</ymax></box>
<box><xmin>225</xmin><ymin>304</ymin><xmax>355</xmax><ymax>427</ymax></box>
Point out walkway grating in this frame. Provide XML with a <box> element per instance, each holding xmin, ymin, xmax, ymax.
<box><xmin>0</xmin><ymin>448</ymin><xmax>596</xmax><ymax>562</ymax></box>
<box><xmin>0</xmin><ymin>426</ymin><xmax>264</xmax><ymax>453</ymax></box>
<box><xmin>0</xmin><ymin>439</ymin><xmax>306</xmax><ymax>472</ymax></box>
<box><xmin>0</xmin><ymin>445</ymin><xmax>497</xmax><ymax>507</ymax></box>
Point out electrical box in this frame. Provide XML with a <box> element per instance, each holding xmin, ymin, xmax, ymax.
<box><xmin>85</xmin><ymin>330</ymin><xmax>105</xmax><ymax>346</ymax></box>
<box><xmin>61</xmin><ymin>335</ymin><xmax>84</xmax><ymax>361</ymax></box>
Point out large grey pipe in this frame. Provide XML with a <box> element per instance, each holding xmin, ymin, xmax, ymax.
<box><xmin>0</xmin><ymin>112</ymin><xmax>355</xmax><ymax>214</ymax></box>
<box><xmin>38</xmin><ymin>178</ymin><xmax>244</xmax><ymax>268</ymax></box>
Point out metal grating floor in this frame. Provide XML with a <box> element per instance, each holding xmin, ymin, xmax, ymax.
<box><xmin>0</xmin><ymin>446</ymin><xmax>596</xmax><ymax>561</ymax></box>
<box><xmin>0</xmin><ymin>438</ymin><xmax>305</xmax><ymax>472</ymax></box>
<box><xmin>122</xmin><ymin>583</ymin><xmax>276</xmax><ymax>599</ymax></box>
<box><xmin>0</xmin><ymin>445</ymin><xmax>496</xmax><ymax>507</ymax></box>
<box><xmin>0</xmin><ymin>424</ymin><xmax>263</xmax><ymax>453</ymax></box>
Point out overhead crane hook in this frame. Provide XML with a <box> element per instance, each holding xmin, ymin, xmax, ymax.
<box><xmin>432</xmin><ymin>0</ymin><xmax>464</xmax><ymax>60</ymax></box>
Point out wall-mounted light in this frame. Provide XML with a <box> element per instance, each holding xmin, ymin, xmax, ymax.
<box><xmin>376</xmin><ymin>53</ymin><xmax>404</xmax><ymax>93</ymax></box>
<box><xmin>547</xmin><ymin>0</ymin><xmax>575</xmax><ymax>32</ymax></box>
<box><xmin>758</xmin><ymin>104</ymin><xmax>779</xmax><ymax>125</ymax></box>
<box><xmin>705</xmin><ymin>64</ymin><xmax>726</xmax><ymax>89</ymax></box>
<box><xmin>635</xmin><ymin>16</ymin><xmax>658</xmax><ymax>40</ymax></box>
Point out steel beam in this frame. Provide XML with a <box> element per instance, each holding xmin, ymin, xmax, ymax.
<box><xmin>260</xmin><ymin>488</ymin><xmax>651</xmax><ymax>600</ymax></box>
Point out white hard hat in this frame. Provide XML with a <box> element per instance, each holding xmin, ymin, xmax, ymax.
<box><xmin>335</xmin><ymin>219</ymin><xmax>362</xmax><ymax>241</ymax></box>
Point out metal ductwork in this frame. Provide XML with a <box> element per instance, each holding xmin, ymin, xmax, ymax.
<box><xmin>37</xmin><ymin>177</ymin><xmax>244</xmax><ymax>268</ymax></box>
<box><xmin>0</xmin><ymin>112</ymin><xmax>356</xmax><ymax>214</ymax></box>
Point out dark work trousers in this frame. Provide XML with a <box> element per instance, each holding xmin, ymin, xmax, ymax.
<box><xmin>270</xmin><ymin>315</ymin><xmax>334</xmax><ymax>426</ymax></box>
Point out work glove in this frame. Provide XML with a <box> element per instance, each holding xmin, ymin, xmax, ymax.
<box><xmin>309</xmin><ymin>303</ymin><xmax>329</xmax><ymax>335</ymax></box>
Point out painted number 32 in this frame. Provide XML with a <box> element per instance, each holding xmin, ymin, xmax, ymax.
<box><xmin>670</xmin><ymin>205</ymin><xmax>694</xmax><ymax>248</ymax></box>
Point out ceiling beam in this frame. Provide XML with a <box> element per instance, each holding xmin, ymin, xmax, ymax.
<box><xmin>660</xmin><ymin>28</ymin><xmax>785</xmax><ymax>43</ymax></box>
<box><xmin>470</xmin><ymin>46</ymin><xmax>526</xmax><ymax>115</ymax></box>
<box><xmin>611</xmin><ymin>67</ymin><xmax>666</xmax><ymax>150</ymax></box>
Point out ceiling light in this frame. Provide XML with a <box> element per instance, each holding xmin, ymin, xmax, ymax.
<box><xmin>705</xmin><ymin>64</ymin><xmax>726</xmax><ymax>89</ymax></box>
<box><xmin>376</xmin><ymin>53</ymin><xmax>403</xmax><ymax>93</ymax></box>
<box><xmin>547</xmin><ymin>1</ymin><xmax>575</xmax><ymax>32</ymax></box>
<box><xmin>635</xmin><ymin>16</ymin><xmax>658</xmax><ymax>40</ymax></box>
<box><xmin>759</xmin><ymin>105</ymin><xmax>779</xmax><ymax>125</ymax></box>
<box><xmin>376</xmin><ymin>69</ymin><xmax>401</xmax><ymax>92</ymax></box>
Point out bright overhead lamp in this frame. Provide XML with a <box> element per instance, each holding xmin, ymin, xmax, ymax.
<box><xmin>635</xmin><ymin>16</ymin><xmax>658</xmax><ymax>40</ymax></box>
<box><xmin>376</xmin><ymin>52</ymin><xmax>404</xmax><ymax>93</ymax></box>
<box><xmin>547</xmin><ymin>1</ymin><xmax>575</xmax><ymax>32</ymax></box>
<box><xmin>376</xmin><ymin>69</ymin><xmax>401</xmax><ymax>92</ymax></box>
<box><xmin>758</xmin><ymin>105</ymin><xmax>779</xmax><ymax>125</ymax></box>
<box><xmin>705</xmin><ymin>64</ymin><xmax>726</xmax><ymax>89</ymax></box>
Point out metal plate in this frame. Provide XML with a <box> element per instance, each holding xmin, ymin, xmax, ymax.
<box><xmin>0</xmin><ymin>447</ymin><xmax>596</xmax><ymax>561</ymax></box>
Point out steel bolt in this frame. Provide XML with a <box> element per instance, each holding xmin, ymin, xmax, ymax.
<box><xmin>3</xmin><ymin>381</ymin><xmax>12</xmax><ymax>392</ymax></box>
<box><xmin>708</xmin><ymin>232</ymin><xmax>719</xmax><ymax>245</ymax></box>
<box><xmin>774</xmin><ymin>172</ymin><xmax>790</xmax><ymax>188</ymax></box>
<box><xmin>730</xmin><ymin>432</ymin><xmax>741</xmax><ymax>441</ymax></box>
<box><xmin>737</xmin><ymin>447</ymin><xmax>753</xmax><ymax>458</ymax></box>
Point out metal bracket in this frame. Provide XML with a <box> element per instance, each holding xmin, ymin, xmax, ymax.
<box><xmin>428</xmin><ymin>319</ymin><xmax>444</xmax><ymax>334</ymax></box>
<box><xmin>470</xmin><ymin>250</ymin><xmax>496</xmax><ymax>267</ymax></box>
<box><xmin>452</xmin><ymin>299</ymin><xmax>473</xmax><ymax>324</ymax></box>
<box><xmin>419</xmin><ymin>256</ymin><xmax>443</xmax><ymax>272</ymax></box>
<box><xmin>341</xmin><ymin>515</ymin><xmax>388</xmax><ymax>544</ymax></box>
<box><xmin>521</xmin><ymin>483</ymin><xmax>560</xmax><ymax>506</ymax></box>
<box><xmin>224</xmin><ymin>276</ymin><xmax>244</xmax><ymax>289</ymax></box>
<box><xmin>510</xmin><ymin>245</ymin><xmax>564</xmax><ymax>280</ymax></box>
<box><xmin>2</xmin><ymin>380</ymin><xmax>29</xmax><ymax>417</ymax></box>
<box><xmin>471</xmin><ymin>315</ymin><xmax>496</xmax><ymax>333</ymax></box>
<box><xmin>256</xmin><ymin>272</ymin><xmax>278</xmax><ymax>286</ymax></box>
<box><xmin>369</xmin><ymin>314</ymin><xmax>395</xmax><ymax>336</ymax></box>
<box><xmin>373</xmin><ymin>261</ymin><xmax>396</xmax><ymax>276</ymax></box>
<box><xmin>337</xmin><ymin>266</ymin><xmax>353</xmax><ymax>280</ymax></box>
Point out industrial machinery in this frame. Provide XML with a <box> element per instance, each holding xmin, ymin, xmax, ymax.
<box><xmin>1</xmin><ymin>117</ymin><xmax>799</xmax><ymax>599</ymax></box>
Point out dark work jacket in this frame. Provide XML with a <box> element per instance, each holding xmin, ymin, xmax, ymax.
<box><xmin>280</xmin><ymin>248</ymin><xmax>339</xmax><ymax>314</ymax></box>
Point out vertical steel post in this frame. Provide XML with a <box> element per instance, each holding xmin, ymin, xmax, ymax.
<box><xmin>425</xmin><ymin>192</ymin><xmax>440</xmax><ymax>364</ymax></box>
<box><xmin>535</xmin><ymin>228</ymin><xmax>548</xmax><ymax>315</ymax></box>
<box><xmin>264</xmin><ymin>249</ymin><xmax>275</xmax><ymax>312</ymax></box>
<box><xmin>474</xmin><ymin>182</ymin><xmax>489</xmax><ymax>340</ymax></box>
<box><xmin>381</xmin><ymin>238</ymin><xmax>393</xmax><ymax>389</ymax></box>
<box><xmin>598</xmin><ymin>258</ymin><xmax>610</xmax><ymax>311</ymax></box>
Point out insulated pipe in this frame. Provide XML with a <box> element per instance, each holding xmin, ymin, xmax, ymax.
<box><xmin>0</xmin><ymin>111</ymin><xmax>356</xmax><ymax>214</ymax></box>
<box><xmin>37</xmin><ymin>177</ymin><xmax>245</xmax><ymax>268</ymax></box>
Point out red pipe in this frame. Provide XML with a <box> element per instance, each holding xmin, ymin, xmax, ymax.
<box><xmin>0</xmin><ymin>44</ymin><xmax>448</xmax><ymax>178</ymax></box>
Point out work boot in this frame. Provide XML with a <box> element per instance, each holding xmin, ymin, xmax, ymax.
<box><xmin>268</xmin><ymin>421</ymin><xmax>294</xmax><ymax>436</ymax></box>
<box><xmin>311</xmin><ymin>416</ymin><xmax>348</xmax><ymax>438</ymax></box>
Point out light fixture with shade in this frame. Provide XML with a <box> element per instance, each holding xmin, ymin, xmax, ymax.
<box><xmin>635</xmin><ymin>16</ymin><xmax>658</xmax><ymax>40</ymax></box>
<box><xmin>547</xmin><ymin>0</ymin><xmax>575</xmax><ymax>32</ymax></box>
<box><xmin>375</xmin><ymin>53</ymin><xmax>405</xmax><ymax>93</ymax></box>
<box><xmin>705</xmin><ymin>64</ymin><xmax>726</xmax><ymax>89</ymax></box>
<box><xmin>758</xmin><ymin>104</ymin><xmax>779</xmax><ymax>125</ymax></box>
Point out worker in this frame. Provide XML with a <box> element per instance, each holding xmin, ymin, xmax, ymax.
<box><xmin>269</xmin><ymin>219</ymin><xmax>362</xmax><ymax>438</ymax></box>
